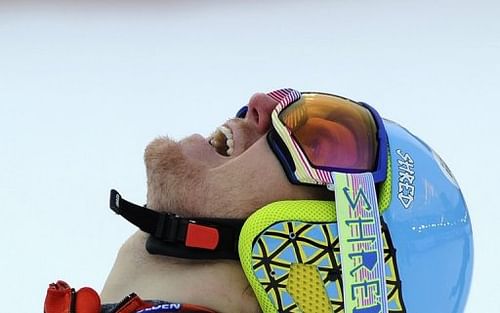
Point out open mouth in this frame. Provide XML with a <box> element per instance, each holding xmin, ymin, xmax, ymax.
<box><xmin>209</xmin><ymin>125</ymin><xmax>234</xmax><ymax>156</ymax></box>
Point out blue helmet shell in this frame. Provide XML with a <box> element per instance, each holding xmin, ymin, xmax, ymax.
<box><xmin>382</xmin><ymin>119</ymin><xmax>473</xmax><ymax>312</ymax></box>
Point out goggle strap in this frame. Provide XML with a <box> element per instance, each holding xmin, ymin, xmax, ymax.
<box><xmin>331</xmin><ymin>172</ymin><xmax>389</xmax><ymax>312</ymax></box>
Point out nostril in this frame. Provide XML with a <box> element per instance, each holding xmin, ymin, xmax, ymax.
<box><xmin>251</xmin><ymin>108</ymin><xmax>259</xmax><ymax>125</ymax></box>
<box><xmin>246</xmin><ymin>92</ymin><xmax>278</xmax><ymax>133</ymax></box>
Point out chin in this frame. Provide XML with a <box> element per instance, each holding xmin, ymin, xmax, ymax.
<box><xmin>144</xmin><ymin>136</ymin><xmax>210</xmax><ymax>215</ymax></box>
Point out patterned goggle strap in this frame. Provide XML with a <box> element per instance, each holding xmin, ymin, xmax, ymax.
<box><xmin>331</xmin><ymin>172</ymin><xmax>388</xmax><ymax>313</ymax></box>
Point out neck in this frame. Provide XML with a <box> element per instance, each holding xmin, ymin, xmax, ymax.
<box><xmin>101</xmin><ymin>231</ymin><xmax>261</xmax><ymax>313</ymax></box>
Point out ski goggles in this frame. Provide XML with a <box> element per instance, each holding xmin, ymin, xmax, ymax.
<box><xmin>237</xmin><ymin>88</ymin><xmax>388</xmax><ymax>185</ymax></box>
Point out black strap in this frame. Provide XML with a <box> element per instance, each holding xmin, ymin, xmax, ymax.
<box><xmin>109</xmin><ymin>189</ymin><xmax>244</xmax><ymax>260</ymax></box>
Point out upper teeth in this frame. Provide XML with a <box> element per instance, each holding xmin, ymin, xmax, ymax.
<box><xmin>210</xmin><ymin>125</ymin><xmax>234</xmax><ymax>156</ymax></box>
<box><xmin>218</xmin><ymin>125</ymin><xmax>232</xmax><ymax>140</ymax></box>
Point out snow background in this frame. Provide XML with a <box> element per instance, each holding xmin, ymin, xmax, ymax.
<box><xmin>0</xmin><ymin>1</ymin><xmax>498</xmax><ymax>312</ymax></box>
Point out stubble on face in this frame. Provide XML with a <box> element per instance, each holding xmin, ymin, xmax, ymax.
<box><xmin>144</xmin><ymin>132</ymin><xmax>331</xmax><ymax>220</ymax></box>
<box><xmin>143</xmin><ymin>116</ymin><xmax>264</xmax><ymax>218</ymax></box>
<box><xmin>144</xmin><ymin>135</ymin><xmax>209</xmax><ymax>217</ymax></box>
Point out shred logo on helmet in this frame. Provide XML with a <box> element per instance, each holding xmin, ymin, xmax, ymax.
<box><xmin>395</xmin><ymin>149</ymin><xmax>415</xmax><ymax>209</ymax></box>
<box><xmin>110</xmin><ymin>89</ymin><xmax>473</xmax><ymax>313</ymax></box>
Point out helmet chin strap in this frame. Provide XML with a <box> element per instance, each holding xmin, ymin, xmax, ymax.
<box><xmin>109</xmin><ymin>189</ymin><xmax>244</xmax><ymax>260</ymax></box>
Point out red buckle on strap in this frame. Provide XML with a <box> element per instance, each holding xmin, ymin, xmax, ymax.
<box><xmin>185</xmin><ymin>223</ymin><xmax>219</xmax><ymax>250</ymax></box>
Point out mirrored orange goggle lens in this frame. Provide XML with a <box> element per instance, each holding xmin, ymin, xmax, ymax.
<box><xmin>278</xmin><ymin>93</ymin><xmax>378</xmax><ymax>172</ymax></box>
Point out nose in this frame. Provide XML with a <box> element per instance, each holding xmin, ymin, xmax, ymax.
<box><xmin>245</xmin><ymin>93</ymin><xmax>278</xmax><ymax>134</ymax></box>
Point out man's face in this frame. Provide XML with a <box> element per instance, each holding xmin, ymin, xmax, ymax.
<box><xmin>144</xmin><ymin>92</ymin><xmax>329</xmax><ymax>218</ymax></box>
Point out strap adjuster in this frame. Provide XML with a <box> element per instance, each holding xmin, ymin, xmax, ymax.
<box><xmin>155</xmin><ymin>214</ymin><xmax>179</xmax><ymax>242</ymax></box>
<box><xmin>185</xmin><ymin>223</ymin><xmax>219</xmax><ymax>250</ymax></box>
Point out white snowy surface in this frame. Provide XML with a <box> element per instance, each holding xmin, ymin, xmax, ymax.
<box><xmin>0</xmin><ymin>1</ymin><xmax>498</xmax><ymax>312</ymax></box>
